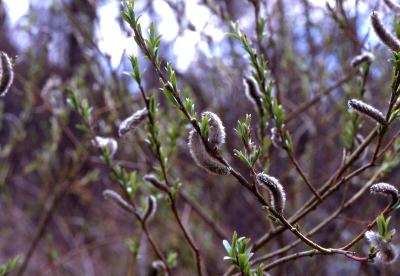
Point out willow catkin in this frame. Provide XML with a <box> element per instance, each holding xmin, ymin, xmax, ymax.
<box><xmin>370</xmin><ymin>11</ymin><xmax>400</xmax><ymax>52</ymax></box>
<box><xmin>201</xmin><ymin>111</ymin><xmax>225</xmax><ymax>150</ymax></box>
<box><xmin>188</xmin><ymin>129</ymin><xmax>230</xmax><ymax>175</ymax></box>
<box><xmin>103</xmin><ymin>189</ymin><xmax>135</xmax><ymax>213</ymax></box>
<box><xmin>256</xmin><ymin>172</ymin><xmax>286</xmax><ymax>214</ymax></box>
<box><xmin>243</xmin><ymin>77</ymin><xmax>262</xmax><ymax>109</ymax></box>
<box><xmin>370</xmin><ymin>183</ymin><xmax>399</xmax><ymax>201</ymax></box>
<box><xmin>92</xmin><ymin>136</ymin><xmax>118</xmax><ymax>157</ymax></box>
<box><xmin>143</xmin><ymin>174</ymin><xmax>170</xmax><ymax>193</ymax></box>
<box><xmin>0</xmin><ymin>51</ymin><xmax>14</xmax><ymax>97</ymax></box>
<box><xmin>348</xmin><ymin>99</ymin><xmax>387</xmax><ymax>126</ymax></box>
<box><xmin>365</xmin><ymin>231</ymin><xmax>398</xmax><ymax>264</ymax></box>
<box><xmin>383</xmin><ymin>0</ymin><xmax>400</xmax><ymax>13</ymax></box>
<box><xmin>142</xmin><ymin>195</ymin><xmax>157</xmax><ymax>223</ymax></box>
<box><xmin>118</xmin><ymin>107</ymin><xmax>148</xmax><ymax>136</ymax></box>
<box><xmin>350</xmin><ymin>52</ymin><xmax>375</xmax><ymax>68</ymax></box>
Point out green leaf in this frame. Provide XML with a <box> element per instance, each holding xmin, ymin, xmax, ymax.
<box><xmin>0</xmin><ymin>256</ymin><xmax>21</xmax><ymax>276</ymax></box>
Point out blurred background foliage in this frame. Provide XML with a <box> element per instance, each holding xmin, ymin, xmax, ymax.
<box><xmin>1</xmin><ymin>0</ymin><xmax>400</xmax><ymax>275</ymax></box>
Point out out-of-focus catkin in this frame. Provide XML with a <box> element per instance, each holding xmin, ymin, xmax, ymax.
<box><xmin>0</xmin><ymin>51</ymin><xmax>14</xmax><ymax>97</ymax></box>
<box><xmin>118</xmin><ymin>107</ymin><xmax>148</xmax><ymax>137</ymax></box>
<box><xmin>371</xmin><ymin>11</ymin><xmax>400</xmax><ymax>52</ymax></box>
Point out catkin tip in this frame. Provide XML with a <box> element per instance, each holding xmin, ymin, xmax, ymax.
<box><xmin>370</xmin><ymin>183</ymin><xmax>399</xmax><ymax>201</ymax></box>
<box><xmin>350</xmin><ymin>52</ymin><xmax>375</xmax><ymax>68</ymax></box>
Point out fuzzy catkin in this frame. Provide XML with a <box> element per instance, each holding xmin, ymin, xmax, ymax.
<box><xmin>0</xmin><ymin>51</ymin><xmax>14</xmax><ymax>97</ymax></box>
<box><xmin>143</xmin><ymin>174</ymin><xmax>170</xmax><ymax>193</ymax></box>
<box><xmin>103</xmin><ymin>189</ymin><xmax>135</xmax><ymax>213</ymax></box>
<box><xmin>348</xmin><ymin>99</ymin><xmax>387</xmax><ymax>126</ymax></box>
<box><xmin>118</xmin><ymin>107</ymin><xmax>148</xmax><ymax>137</ymax></box>
<box><xmin>152</xmin><ymin>260</ymin><xmax>167</xmax><ymax>273</ymax></box>
<box><xmin>92</xmin><ymin>136</ymin><xmax>118</xmax><ymax>157</ymax></box>
<box><xmin>243</xmin><ymin>77</ymin><xmax>262</xmax><ymax>109</ymax></box>
<box><xmin>201</xmin><ymin>111</ymin><xmax>226</xmax><ymax>150</ymax></box>
<box><xmin>371</xmin><ymin>11</ymin><xmax>400</xmax><ymax>52</ymax></box>
<box><xmin>365</xmin><ymin>231</ymin><xmax>398</xmax><ymax>264</ymax></box>
<box><xmin>142</xmin><ymin>195</ymin><xmax>157</xmax><ymax>223</ymax></box>
<box><xmin>256</xmin><ymin>173</ymin><xmax>286</xmax><ymax>214</ymax></box>
<box><xmin>384</xmin><ymin>0</ymin><xmax>400</xmax><ymax>13</ymax></box>
<box><xmin>188</xmin><ymin>130</ymin><xmax>230</xmax><ymax>175</ymax></box>
<box><xmin>370</xmin><ymin>183</ymin><xmax>399</xmax><ymax>200</ymax></box>
<box><xmin>350</xmin><ymin>52</ymin><xmax>375</xmax><ymax>68</ymax></box>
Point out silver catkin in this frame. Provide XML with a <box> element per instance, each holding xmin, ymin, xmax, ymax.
<box><xmin>243</xmin><ymin>77</ymin><xmax>262</xmax><ymax>109</ymax></box>
<box><xmin>142</xmin><ymin>195</ymin><xmax>157</xmax><ymax>223</ymax></box>
<box><xmin>256</xmin><ymin>172</ymin><xmax>286</xmax><ymax>214</ymax></box>
<box><xmin>188</xmin><ymin>129</ymin><xmax>230</xmax><ymax>175</ymax></box>
<box><xmin>152</xmin><ymin>260</ymin><xmax>167</xmax><ymax>273</ymax></box>
<box><xmin>350</xmin><ymin>52</ymin><xmax>375</xmax><ymax>68</ymax></box>
<box><xmin>370</xmin><ymin>182</ymin><xmax>399</xmax><ymax>201</ymax></box>
<box><xmin>365</xmin><ymin>231</ymin><xmax>398</xmax><ymax>264</ymax></box>
<box><xmin>0</xmin><ymin>51</ymin><xmax>14</xmax><ymax>97</ymax></box>
<box><xmin>270</xmin><ymin>127</ymin><xmax>285</xmax><ymax>149</ymax></box>
<box><xmin>143</xmin><ymin>174</ymin><xmax>170</xmax><ymax>193</ymax></box>
<box><xmin>384</xmin><ymin>0</ymin><xmax>400</xmax><ymax>13</ymax></box>
<box><xmin>201</xmin><ymin>111</ymin><xmax>226</xmax><ymax>150</ymax></box>
<box><xmin>348</xmin><ymin>99</ymin><xmax>387</xmax><ymax>126</ymax></box>
<box><xmin>371</xmin><ymin>11</ymin><xmax>400</xmax><ymax>52</ymax></box>
<box><xmin>118</xmin><ymin>107</ymin><xmax>148</xmax><ymax>137</ymax></box>
<box><xmin>103</xmin><ymin>189</ymin><xmax>135</xmax><ymax>213</ymax></box>
<box><xmin>378</xmin><ymin>243</ymin><xmax>398</xmax><ymax>264</ymax></box>
<box><xmin>92</xmin><ymin>136</ymin><xmax>118</xmax><ymax>157</ymax></box>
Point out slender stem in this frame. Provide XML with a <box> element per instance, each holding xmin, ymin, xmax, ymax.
<box><xmin>16</xmin><ymin>175</ymin><xmax>76</xmax><ymax>276</ymax></box>
<box><xmin>136</xmin><ymin>82</ymin><xmax>204</xmax><ymax>275</ymax></box>
<box><xmin>262</xmin><ymin>249</ymin><xmax>367</xmax><ymax>272</ymax></box>
<box><xmin>286</xmin><ymin>149</ymin><xmax>322</xmax><ymax>200</ymax></box>
<box><xmin>141</xmin><ymin>222</ymin><xmax>172</xmax><ymax>275</ymax></box>
<box><xmin>286</xmin><ymin>71</ymin><xmax>356</xmax><ymax>122</ymax></box>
